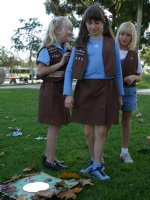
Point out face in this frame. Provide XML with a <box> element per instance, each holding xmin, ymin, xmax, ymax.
<box><xmin>55</xmin><ymin>25</ymin><xmax>72</xmax><ymax>44</ymax></box>
<box><xmin>119</xmin><ymin>32</ymin><xmax>132</xmax><ymax>50</ymax></box>
<box><xmin>86</xmin><ymin>19</ymin><xmax>103</xmax><ymax>38</ymax></box>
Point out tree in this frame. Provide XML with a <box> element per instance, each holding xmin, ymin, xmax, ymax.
<box><xmin>44</xmin><ymin>0</ymin><xmax>150</xmax><ymax>47</ymax></box>
<box><xmin>11</xmin><ymin>18</ymin><xmax>43</xmax><ymax>81</ymax></box>
<box><xmin>0</xmin><ymin>46</ymin><xmax>21</xmax><ymax>68</ymax></box>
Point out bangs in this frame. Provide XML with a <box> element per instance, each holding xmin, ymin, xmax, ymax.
<box><xmin>84</xmin><ymin>6</ymin><xmax>105</xmax><ymax>22</ymax></box>
<box><xmin>120</xmin><ymin>25</ymin><xmax>133</xmax><ymax>35</ymax></box>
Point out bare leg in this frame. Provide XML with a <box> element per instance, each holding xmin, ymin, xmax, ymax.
<box><xmin>84</xmin><ymin>125</ymin><xmax>94</xmax><ymax>160</ymax></box>
<box><xmin>45</xmin><ymin>125</ymin><xmax>61</xmax><ymax>163</ymax></box>
<box><xmin>121</xmin><ymin>111</ymin><xmax>132</xmax><ymax>148</ymax></box>
<box><xmin>94</xmin><ymin>125</ymin><xmax>107</xmax><ymax>163</ymax></box>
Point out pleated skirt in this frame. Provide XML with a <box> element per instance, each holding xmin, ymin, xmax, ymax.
<box><xmin>38</xmin><ymin>79</ymin><xmax>71</xmax><ymax>126</ymax></box>
<box><xmin>72</xmin><ymin>79</ymin><xmax>120</xmax><ymax>125</ymax></box>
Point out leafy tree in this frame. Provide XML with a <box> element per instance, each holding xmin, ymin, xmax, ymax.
<box><xmin>44</xmin><ymin>0</ymin><xmax>150</xmax><ymax>47</ymax></box>
<box><xmin>0</xmin><ymin>46</ymin><xmax>21</xmax><ymax>68</ymax></box>
<box><xmin>11</xmin><ymin>18</ymin><xmax>43</xmax><ymax>62</ymax></box>
<box><xmin>11</xmin><ymin>18</ymin><xmax>43</xmax><ymax>80</ymax></box>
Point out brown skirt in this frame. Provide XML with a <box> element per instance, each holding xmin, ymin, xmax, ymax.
<box><xmin>38</xmin><ymin>79</ymin><xmax>71</xmax><ymax>126</ymax></box>
<box><xmin>72</xmin><ymin>79</ymin><xmax>120</xmax><ymax>125</ymax></box>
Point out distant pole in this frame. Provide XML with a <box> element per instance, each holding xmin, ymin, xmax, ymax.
<box><xmin>136</xmin><ymin>0</ymin><xmax>143</xmax><ymax>51</ymax></box>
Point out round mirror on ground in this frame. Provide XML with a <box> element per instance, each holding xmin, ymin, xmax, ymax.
<box><xmin>23</xmin><ymin>182</ymin><xmax>49</xmax><ymax>193</ymax></box>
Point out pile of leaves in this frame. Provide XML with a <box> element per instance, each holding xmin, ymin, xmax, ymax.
<box><xmin>0</xmin><ymin>166</ymin><xmax>94</xmax><ymax>200</ymax></box>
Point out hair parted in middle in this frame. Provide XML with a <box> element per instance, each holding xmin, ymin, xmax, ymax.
<box><xmin>116</xmin><ymin>21</ymin><xmax>137</xmax><ymax>50</ymax></box>
<box><xmin>41</xmin><ymin>16</ymin><xmax>73</xmax><ymax>47</ymax></box>
<box><xmin>75</xmin><ymin>3</ymin><xmax>114</xmax><ymax>47</ymax></box>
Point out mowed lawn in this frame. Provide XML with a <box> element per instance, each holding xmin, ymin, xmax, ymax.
<box><xmin>0</xmin><ymin>86</ymin><xmax>150</xmax><ymax>200</ymax></box>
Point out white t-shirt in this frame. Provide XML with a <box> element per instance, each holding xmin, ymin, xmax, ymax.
<box><xmin>120</xmin><ymin>50</ymin><xmax>143</xmax><ymax>74</ymax></box>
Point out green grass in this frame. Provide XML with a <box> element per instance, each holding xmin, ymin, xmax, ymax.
<box><xmin>0</xmin><ymin>89</ymin><xmax>150</xmax><ymax>200</ymax></box>
<box><xmin>137</xmin><ymin>73</ymin><xmax>150</xmax><ymax>89</ymax></box>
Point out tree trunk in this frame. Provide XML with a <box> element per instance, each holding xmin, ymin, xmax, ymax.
<box><xmin>136</xmin><ymin>0</ymin><xmax>143</xmax><ymax>51</ymax></box>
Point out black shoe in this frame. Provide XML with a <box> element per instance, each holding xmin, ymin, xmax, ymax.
<box><xmin>42</xmin><ymin>159</ymin><xmax>68</xmax><ymax>170</ymax></box>
<box><xmin>42</xmin><ymin>155</ymin><xmax>64</xmax><ymax>164</ymax></box>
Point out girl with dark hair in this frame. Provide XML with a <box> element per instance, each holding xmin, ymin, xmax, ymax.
<box><xmin>63</xmin><ymin>3</ymin><xmax>124</xmax><ymax>181</ymax></box>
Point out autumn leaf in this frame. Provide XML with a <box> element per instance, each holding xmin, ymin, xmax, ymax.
<box><xmin>135</xmin><ymin>113</ymin><xmax>142</xmax><ymax>117</ymax></box>
<box><xmin>55</xmin><ymin>180</ymin><xmax>68</xmax><ymax>189</ymax></box>
<box><xmin>16</xmin><ymin>196</ymin><xmax>27</xmax><ymax>200</ymax></box>
<box><xmin>3</xmin><ymin>174</ymin><xmax>22</xmax><ymax>184</ymax></box>
<box><xmin>35</xmin><ymin>189</ymin><xmax>54</xmax><ymax>198</ymax></box>
<box><xmin>23</xmin><ymin>165</ymin><xmax>38</xmax><ymax>172</ymax></box>
<box><xmin>58</xmin><ymin>172</ymin><xmax>80</xmax><ymax>179</ymax></box>
<box><xmin>70</xmin><ymin>187</ymin><xmax>82</xmax><ymax>193</ymax></box>
<box><xmin>0</xmin><ymin>151</ymin><xmax>4</xmax><ymax>157</ymax></box>
<box><xmin>57</xmin><ymin>190</ymin><xmax>76</xmax><ymax>199</ymax></box>
<box><xmin>2</xmin><ymin>184</ymin><xmax>17</xmax><ymax>193</ymax></box>
<box><xmin>138</xmin><ymin>118</ymin><xmax>144</xmax><ymax>122</ymax></box>
<box><xmin>22</xmin><ymin>172</ymin><xmax>40</xmax><ymax>177</ymax></box>
<box><xmin>147</xmin><ymin>136</ymin><xmax>150</xmax><ymax>144</ymax></box>
<box><xmin>79</xmin><ymin>179</ymin><xmax>94</xmax><ymax>186</ymax></box>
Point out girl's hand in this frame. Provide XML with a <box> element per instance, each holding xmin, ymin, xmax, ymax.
<box><xmin>60</xmin><ymin>52</ymin><xmax>71</xmax><ymax>66</ymax></box>
<box><xmin>124</xmin><ymin>75</ymin><xmax>135</xmax><ymax>85</ymax></box>
<box><xmin>65</xmin><ymin>96</ymin><xmax>74</xmax><ymax>108</ymax></box>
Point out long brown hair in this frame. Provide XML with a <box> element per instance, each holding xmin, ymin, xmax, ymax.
<box><xmin>75</xmin><ymin>3</ymin><xmax>114</xmax><ymax>47</ymax></box>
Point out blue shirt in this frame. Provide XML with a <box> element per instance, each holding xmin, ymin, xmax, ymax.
<box><xmin>63</xmin><ymin>38</ymin><xmax>124</xmax><ymax>96</ymax></box>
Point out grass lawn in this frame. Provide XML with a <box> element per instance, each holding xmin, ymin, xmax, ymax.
<box><xmin>0</xmin><ymin>88</ymin><xmax>150</xmax><ymax>200</ymax></box>
<box><xmin>137</xmin><ymin>73</ymin><xmax>150</xmax><ymax>89</ymax></box>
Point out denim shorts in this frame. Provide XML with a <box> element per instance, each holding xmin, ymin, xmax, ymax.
<box><xmin>121</xmin><ymin>86</ymin><xmax>138</xmax><ymax>111</ymax></box>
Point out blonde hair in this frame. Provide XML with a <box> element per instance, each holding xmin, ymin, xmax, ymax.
<box><xmin>116</xmin><ymin>22</ymin><xmax>137</xmax><ymax>50</ymax></box>
<box><xmin>42</xmin><ymin>16</ymin><xmax>73</xmax><ymax>47</ymax></box>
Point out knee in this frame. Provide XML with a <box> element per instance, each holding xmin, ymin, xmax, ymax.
<box><xmin>84</xmin><ymin>125</ymin><xmax>93</xmax><ymax>138</ymax></box>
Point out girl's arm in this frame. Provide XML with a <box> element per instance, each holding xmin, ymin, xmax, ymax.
<box><xmin>63</xmin><ymin>48</ymin><xmax>76</xmax><ymax>96</ymax></box>
<box><xmin>36</xmin><ymin>48</ymin><xmax>70</xmax><ymax>76</ymax></box>
<box><xmin>114</xmin><ymin>41</ymin><xmax>124</xmax><ymax>96</ymax></box>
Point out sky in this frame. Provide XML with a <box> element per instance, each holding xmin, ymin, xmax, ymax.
<box><xmin>0</xmin><ymin>0</ymin><xmax>51</xmax><ymax>58</ymax></box>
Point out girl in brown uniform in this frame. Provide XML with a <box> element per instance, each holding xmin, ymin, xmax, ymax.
<box><xmin>36</xmin><ymin>16</ymin><xmax>73</xmax><ymax>170</ymax></box>
<box><xmin>63</xmin><ymin>3</ymin><xmax>124</xmax><ymax>181</ymax></box>
<box><xmin>116</xmin><ymin>22</ymin><xmax>143</xmax><ymax>163</ymax></box>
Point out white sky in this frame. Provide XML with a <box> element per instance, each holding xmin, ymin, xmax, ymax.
<box><xmin>0</xmin><ymin>0</ymin><xmax>51</xmax><ymax>58</ymax></box>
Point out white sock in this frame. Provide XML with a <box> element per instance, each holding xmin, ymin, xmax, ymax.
<box><xmin>121</xmin><ymin>148</ymin><xmax>128</xmax><ymax>155</ymax></box>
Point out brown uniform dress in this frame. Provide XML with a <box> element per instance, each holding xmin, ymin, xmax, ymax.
<box><xmin>38</xmin><ymin>46</ymin><xmax>71</xmax><ymax>126</ymax></box>
<box><xmin>72</xmin><ymin>37</ymin><xmax>120</xmax><ymax>125</ymax></box>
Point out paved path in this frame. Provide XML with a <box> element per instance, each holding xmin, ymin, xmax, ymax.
<box><xmin>0</xmin><ymin>83</ymin><xmax>150</xmax><ymax>95</ymax></box>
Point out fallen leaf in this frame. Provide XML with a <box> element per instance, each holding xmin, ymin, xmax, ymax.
<box><xmin>135</xmin><ymin>113</ymin><xmax>142</xmax><ymax>117</ymax></box>
<box><xmin>22</xmin><ymin>172</ymin><xmax>40</xmax><ymax>177</ymax></box>
<box><xmin>57</xmin><ymin>189</ymin><xmax>76</xmax><ymax>199</ymax></box>
<box><xmin>0</xmin><ymin>151</ymin><xmax>4</xmax><ymax>157</ymax></box>
<box><xmin>16</xmin><ymin>196</ymin><xmax>27</xmax><ymax>200</ymax></box>
<box><xmin>55</xmin><ymin>180</ymin><xmax>68</xmax><ymax>189</ymax></box>
<box><xmin>23</xmin><ymin>165</ymin><xmax>38</xmax><ymax>172</ymax></box>
<box><xmin>2</xmin><ymin>184</ymin><xmax>17</xmax><ymax>193</ymax></box>
<box><xmin>138</xmin><ymin>118</ymin><xmax>144</xmax><ymax>122</ymax></box>
<box><xmin>3</xmin><ymin>175</ymin><xmax>22</xmax><ymax>184</ymax></box>
<box><xmin>79</xmin><ymin>179</ymin><xmax>94</xmax><ymax>186</ymax></box>
<box><xmin>58</xmin><ymin>172</ymin><xmax>80</xmax><ymax>179</ymax></box>
<box><xmin>35</xmin><ymin>189</ymin><xmax>54</xmax><ymax>198</ymax></box>
<box><xmin>70</xmin><ymin>187</ymin><xmax>82</xmax><ymax>193</ymax></box>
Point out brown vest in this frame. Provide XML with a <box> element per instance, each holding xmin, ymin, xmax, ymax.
<box><xmin>72</xmin><ymin>37</ymin><xmax>116</xmax><ymax>80</ymax></box>
<box><xmin>122</xmin><ymin>50</ymin><xmax>138</xmax><ymax>87</ymax></box>
<box><xmin>38</xmin><ymin>45</ymin><xmax>68</xmax><ymax>81</ymax></box>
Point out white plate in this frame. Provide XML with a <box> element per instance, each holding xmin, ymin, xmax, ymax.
<box><xmin>23</xmin><ymin>182</ymin><xmax>49</xmax><ymax>193</ymax></box>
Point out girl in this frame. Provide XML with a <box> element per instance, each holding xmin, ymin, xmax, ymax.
<box><xmin>36</xmin><ymin>16</ymin><xmax>73</xmax><ymax>170</ymax></box>
<box><xmin>63</xmin><ymin>4</ymin><xmax>124</xmax><ymax>181</ymax></box>
<box><xmin>116</xmin><ymin>22</ymin><xmax>143</xmax><ymax>163</ymax></box>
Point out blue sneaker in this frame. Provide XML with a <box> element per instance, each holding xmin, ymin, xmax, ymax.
<box><xmin>80</xmin><ymin>160</ymin><xmax>93</xmax><ymax>174</ymax></box>
<box><xmin>90</xmin><ymin>167</ymin><xmax>111</xmax><ymax>182</ymax></box>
